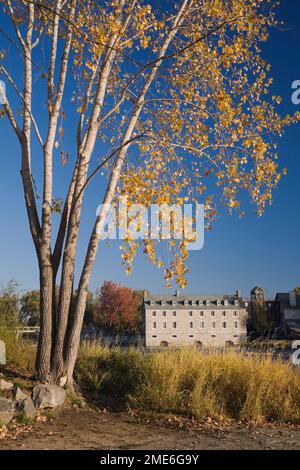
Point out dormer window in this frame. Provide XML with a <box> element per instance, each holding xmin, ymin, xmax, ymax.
<box><xmin>184</xmin><ymin>300</ymin><xmax>189</xmax><ymax>306</ymax></box>
<box><xmin>150</xmin><ymin>300</ymin><xmax>155</xmax><ymax>306</ymax></box>
<box><xmin>217</xmin><ymin>300</ymin><xmax>221</xmax><ymax>306</ymax></box>
<box><xmin>161</xmin><ymin>300</ymin><xmax>166</xmax><ymax>306</ymax></box>
<box><xmin>198</xmin><ymin>300</ymin><xmax>203</xmax><ymax>306</ymax></box>
<box><xmin>205</xmin><ymin>300</ymin><xmax>210</xmax><ymax>306</ymax></box>
<box><xmin>234</xmin><ymin>300</ymin><xmax>239</xmax><ymax>306</ymax></box>
<box><xmin>172</xmin><ymin>300</ymin><xmax>177</xmax><ymax>306</ymax></box>
<box><xmin>192</xmin><ymin>300</ymin><xmax>196</xmax><ymax>306</ymax></box>
<box><xmin>224</xmin><ymin>300</ymin><xmax>228</xmax><ymax>306</ymax></box>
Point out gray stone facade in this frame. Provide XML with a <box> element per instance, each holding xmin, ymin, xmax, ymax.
<box><xmin>142</xmin><ymin>290</ymin><xmax>248</xmax><ymax>347</ymax></box>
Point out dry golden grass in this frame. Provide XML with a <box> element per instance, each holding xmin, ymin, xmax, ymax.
<box><xmin>76</xmin><ymin>342</ymin><xmax>300</xmax><ymax>424</ymax></box>
<box><xmin>0</xmin><ymin>325</ymin><xmax>36</xmax><ymax>374</ymax></box>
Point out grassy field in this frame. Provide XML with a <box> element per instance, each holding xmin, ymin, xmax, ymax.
<box><xmin>2</xmin><ymin>331</ymin><xmax>300</xmax><ymax>425</ymax></box>
<box><xmin>76</xmin><ymin>342</ymin><xmax>300</xmax><ymax>424</ymax></box>
<box><xmin>0</xmin><ymin>324</ymin><xmax>36</xmax><ymax>374</ymax></box>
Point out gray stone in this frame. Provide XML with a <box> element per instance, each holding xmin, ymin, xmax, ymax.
<box><xmin>17</xmin><ymin>397</ymin><xmax>36</xmax><ymax>420</ymax></box>
<box><xmin>13</xmin><ymin>387</ymin><xmax>29</xmax><ymax>401</ymax></box>
<box><xmin>0</xmin><ymin>378</ymin><xmax>14</xmax><ymax>391</ymax></box>
<box><xmin>0</xmin><ymin>340</ymin><xmax>5</xmax><ymax>365</ymax></box>
<box><xmin>32</xmin><ymin>384</ymin><xmax>66</xmax><ymax>409</ymax></box>
<box><xmin>0</xmin><ymin>397</ymin><xmax>14</xmax><ymax>426</ymax></box>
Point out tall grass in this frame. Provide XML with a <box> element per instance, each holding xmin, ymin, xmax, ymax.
<box><xmin>76</xmin><ymin>342</ymin><xmax>300</xmax><ymax>424</ymax></box>
<box><xmin>0</xmin><ymin>324</ymin><xmax>36</xmax><ymax>373</ymax></box>
<box><xmin>0</xmin><ymin>280</ymin><xmax>36</xmax><ymax>373</ymax></box>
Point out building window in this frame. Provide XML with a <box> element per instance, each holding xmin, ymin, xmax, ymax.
<box><xmin>222</xmin><ymin>321</ymin><xmax>227</xmax><ymax>329</ymax></box>
<box><xmin>222</xmin><ymin>311</ymin><xmax>226</xmax><ymax>317</ymax></box>
<box><xmin>163</xmin><ymin>322</ymin><xmax>167</xmax><ymax>329</ymax></box>
<box><xmin>172</xmin><ymin>335</ymin><xmax>177</xmax><ymax>338</ymax></box>
<box><xmin>152</xmin><ymin>311</ymin><xmax>156</xmax><ymax>316</ymax></box>
<box><xmin>172</xmin><ymin>311</ymin><xmax>176</xmax><ymax>317</ymax></box>
<box><xmin>211</xmin><ymin>311</ymin><xmax>215</xmax><ymax>317</ymax></box>
<box><xmin>189</xmin><ymin>322</ymin><xmax>193</xmax><ymax>329</ymax></box>
<box><xmin>153</xmin><ymin>322</ymin><xmax>157</xmax><ymax>329</ymax></box>
<box><xmin>152</xmin><ymin>335</ymin><xmax>157</xmax><ymax>338</ymax></box>
<box><xmin>162</xmin><ymin>311</ymin><xmax>166</xmax><ymax>316</ymax></box>
<box><xmin>189</xmin><ymin>311</ymin><xmax>193</xmax><ymax>316</ymax></box>
<box><xmin>234</xmin><ymin>321</ymin><xmax>238</xmax><ymax>329</ymax></box>
<box><xmin>200</xmin><ymin>321</ymin><xmax>205</xmax><ymax>329</ymax></box>
<box><xmin>173</xmin><ymin>321</ymin><xmax>177</xmax><ymax>329</ymax></box>
<box><xmin>233</xmin><ymin>311</ymin><xmax>237</xmax><ymax>317</ymax></box>
<box><xmin>172</xmin><ymin>300</ymin><xmax>177</xmax><ymax>306</ymax></box>
<box><xmin>211</xmin><ymin>321</ymin><xmax>216</xmax><ymax>329</ymax></box>
<box><xmin>211</xmin><ymin>335</ymin><xmax>216</xmax><ymax>338</ymax></box>
<box><xmin>189</xmin><ymin>335</ymin><xmax>194</xmax><ymax>338</ymax></box>
<box><xmin>234</xmin><ymin>335</ymin><xmax>238</xmax><ymax>338</ymax></box>
<box><xmin>200</xmin><ymin>311</ymin><xmax>204</xmax><ymax>316</ymax></box>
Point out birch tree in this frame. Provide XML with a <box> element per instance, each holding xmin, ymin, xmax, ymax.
<box><xmin>0</xmin><ymin>0</ymin><xmax>298</xmax><ymax>384</ymax></box>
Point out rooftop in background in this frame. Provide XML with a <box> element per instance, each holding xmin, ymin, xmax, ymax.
<box><xmin>143</xmin><ymin>290</ymin><xmax>246</xmax><ymax>309</ymax></box>
<box><xmin>275</xmin><ymin>292</ymin><xmax>300</xmax><ymax>309</ymax></box>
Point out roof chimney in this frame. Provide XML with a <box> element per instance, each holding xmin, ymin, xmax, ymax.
<box><xmin>175</xmin><ymin>289</ymin><xmax>180</xmax><ymax>297</ymax></box>
<box><xmin>289</xmin><ymin>291</ymin><xmax>297</xmax><ymax>307</ymax></box>
<box><xmin>236</xmin><ymin>290</ymin><xmax>241</xmax><ymax>298</ymax></box>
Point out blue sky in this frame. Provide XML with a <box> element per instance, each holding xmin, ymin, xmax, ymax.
<box><xmin>0</xmin><ymin>1</ymin><xmax>299</xmax><ymax>299</ymax></box>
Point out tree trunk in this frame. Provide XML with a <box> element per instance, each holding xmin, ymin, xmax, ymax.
<box><xmin>36</xmin><ymin>261</ymin><xmax>53</xmax><ymax>382</ymax></box>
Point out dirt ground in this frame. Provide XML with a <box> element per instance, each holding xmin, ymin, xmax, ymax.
<box><xmin>1</xmin><ymin>408</ymin><xmax>300</xmax><ymax>450</ymax></box>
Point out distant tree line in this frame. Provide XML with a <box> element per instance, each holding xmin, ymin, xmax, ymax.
<box><xmin>0</xmin><ymin>280</ymin><xmax>143</xmax><ymax>334</ymax></box>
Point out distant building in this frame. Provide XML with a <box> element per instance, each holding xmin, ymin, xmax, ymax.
<box><xmin>142</xmin><ymin>290</ymin><xmax>248</xmax><ymax>348</ymax></box>
<box><xmin>246</xmin><ymin>287</ymin><xmax>300</xmax><ymax>339</ymax></box>
<box><xmin>273</xmin><ymin>292</ymin><xmax>300</xmax><ymax>338</ymax></box>
<box><xmin>247</xmin><ymin>287</ymin><xmax>275</xmax><ymax>335</ymax></box>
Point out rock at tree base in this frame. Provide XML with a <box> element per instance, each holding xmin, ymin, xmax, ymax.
<box><xmin>17</xmin><ymin>397</ymin><xmax>36</xmax><ymax>420</ymax></box>
<box><xmin>0</xmin><ymin>378</ymin><xmax>14</xmax><ymax>391</ymax></box>
<box><xmin>0</xmin><ymin>341</ymin><xmax>5</xmax><ymax>365</ymax></box>
<box><xmin>0</xmin><ymin>398</ymin><xmax>14</xmax><ymax>426</ymax></box>
<box><xmin>32</xmin><ymin>384</ymin><xmax>66</xmax><ymax>409</ymax></box>
<box><xmin>13</xmin><ymin>387</ymin><xmax>29</xmax><ymax>401</ymax></box>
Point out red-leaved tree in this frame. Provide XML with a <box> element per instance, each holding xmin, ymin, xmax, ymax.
<box><xmin>95</xmin><ymin>281</ymin><xmax>141</xmax><ymax>333</ymax></box>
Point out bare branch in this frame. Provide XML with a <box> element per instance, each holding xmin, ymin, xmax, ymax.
<box><xmin>0</xmin><ymin>82</ymin><xmax>22</xmax><ymax>139</ymax></box>
<box><xmin>0</xmin><ymin>64</ymin><xmax>44</xmax><ymax>147</ymax></box>
<box><xmin>5</xmin><ymin>0</ymin><xmax>26</xmax><ymax>50</ymax></box>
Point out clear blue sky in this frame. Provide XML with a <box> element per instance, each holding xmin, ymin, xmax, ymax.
<box><xmin>0</xmin><ymin>1</ymin><xmax>299</xmax><ymax>299</ymax></box>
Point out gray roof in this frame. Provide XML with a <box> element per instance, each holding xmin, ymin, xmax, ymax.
<box><xmin>144</xmin><ymin>293</ymin><xmax>246</xmax><ymax>309</ymax></box>
<box><xmin>275</xmin><ymin>293</ymin><xmax>300</xmax><ymax>309</ymax></box>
